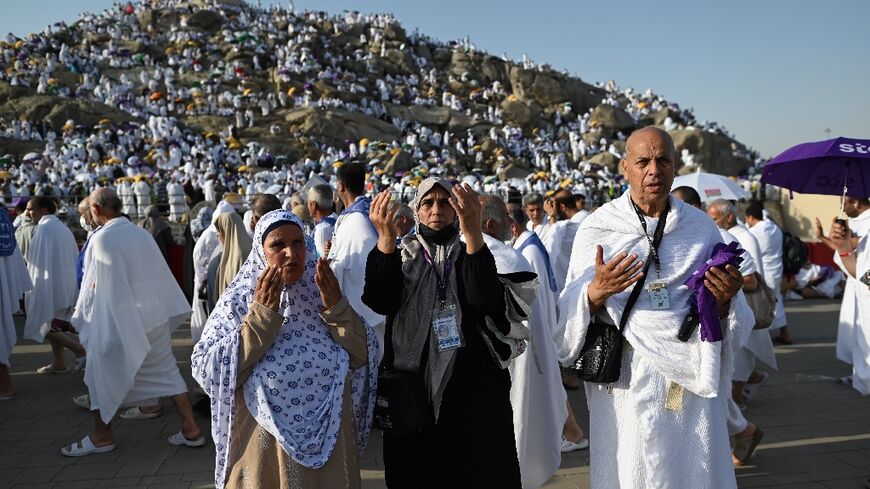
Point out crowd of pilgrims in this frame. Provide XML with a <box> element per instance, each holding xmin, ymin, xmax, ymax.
<box><xmin>0</xmin><ymin>1</ymin><xmax>868</xmax><ymax>489</ymax></box>
<box><xmin>2</xmin><ymin>131</ymin><xmax>868</xmax><ymax>488</ymax></box>
<box><xmin>0</xmin><ymin>0</ymin><xmax>771</xmax><ymax>222</ymax></box>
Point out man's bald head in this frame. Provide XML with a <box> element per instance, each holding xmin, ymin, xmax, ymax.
<box><xmin>621</xmin><ymin>127</ymin><xmax>677</xmax><ymax>216</ymax></box>
<box><xmin>90</xmin><ymin>187</ymin><xmax>122</xmax><ymax>225</ymax></box>
<box><xmin>479</xmin><ymin>194</ymin><xmax>511</xmax><ymax>242</ymax></box>
<box><xmin>624</xmin><ymin>126</ymin><xmax>677</xmax><ymax>162</ymax></box>
<box><xmin>671</xmin><ymin>186</ymin><xmax>702</xmax><ymax>209</ymax></box>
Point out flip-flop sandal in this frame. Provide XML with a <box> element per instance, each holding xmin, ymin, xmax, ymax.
<box><xmin>119</xmin><ymin>406</ymin><xmax>162</xmax><ymax>420</ymax></box>
<box><xmin>36</xmin><ymin>364</ymin><xmax>70</xmax><ymax>374</ymax></box>
<box><xmin>743</xmin><ymin>372</ymin><xmax>769</xmax><ymax>401</ymax></box>
<box><xmin>73</xmin><ymin>356</ymin><xmax>86</xmax><ymax>373</ymax></box>
<box><xmin>60</xmin><ymin>435</ymin><xmax>116</xmax><ymax>457</ymax></box>
<box><xmin>72</xmin><ymin>394</ymin><xmax>91</xmax><ymax>409</ymax></box>
<box><xmin>168</xmin><ymin>431</ymin><xmax>206</xmax><ymax>447</ymax></box>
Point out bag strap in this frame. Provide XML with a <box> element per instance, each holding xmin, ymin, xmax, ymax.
<box><xmin>383</xmin><ymin>316</ymin><xmax>395</xmax><ymax>369</ymax></box>
<box><xmin>617</xmin><ymin>200</ymin><xmax>670</xmax><ymax>333</ymax></box>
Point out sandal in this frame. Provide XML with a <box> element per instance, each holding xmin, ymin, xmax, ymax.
<box><xmin>733</xmin><ymin>428</ymin><xmax>764</xmax><ymax>466</ymax></box>
<box><xmin>560</xmin><ymin>435</ymin><xmax>589</xmax><ymax>453</ymax></box>
<box><xmin>743</xmin><ymin>372</ymin><xmax>769</xmax><ymax>401</ymax></box>
<box><xmin>168</xmin><ymin>431</ymin><xmax>206</xmax><ymax>447</ymax></box>
<box><xmin>119</xmin><ymin>406</ymin><xmax>163</xmax><ymax>420</ymax></box>
<box><xmin>72</xmin><ymin>393</ymin><xmax>91</xmax><ymax>409</ymax></box>
<box><xmin>60</xmin><ymin>435</ymin><xmax>116</xmax><ymax>457</ymax></box>
<box><xmin>36</xmin><ymin>364</ymin><xmax>69</xmax><ymax>374</ymax></box>
<box><xmin>73</xmin><ymin>356</ymin><xmax>86</xmax><ymax>373</ymax></box>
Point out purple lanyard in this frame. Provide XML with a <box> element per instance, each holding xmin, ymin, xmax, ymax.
<box><xmin>421</xmin><ymin>247</ymin><xmax>453</xmax><ymax>303</ymax></box>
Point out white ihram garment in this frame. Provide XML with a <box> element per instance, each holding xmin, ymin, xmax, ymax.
<box><xmin>748</xmin><ymin>219</ymin><xmax>786</xmax><ymax>330</ymax></box>
<box><xmin>505</xmin><ymin>232</ymin><xmax>567</xmax><ymax>489</ymax></box>
<box><xmin>190</xmin><ymin>200</ymin><xmax>234</xmax><ymax>342</ymax></box>
<box><xmin>835</xmin><ymin>234</ymin><xmax>870</xmax><ymax>395</ymax></box>
<box><xmin>328</xmin><ymin>206</ymin><xmax>384</xmax><ymax>361</ymax></box>
<box><xmin>23</xmin><ymin>215</ymin><xmax>79</xmax><ymax>342</ymax></box>
<box><xmin>837</xmin><ymin>209</ymin><xmax>870</xmax><ymax>364</ymax></box>
<box><xmin>725</xmin><ymin>225</ymin><xmax>777</xmax><ymax>380</ymax></box>
<box><xmin>72</xmin><ymin>217</ymin><xmax>191</xmax><ymax>423</ymax></box>
<box><xmin>0</xmin><ymin>247</ymin><xmax>32</xmax><ymax>366</ymax></box>
<box><xmin>559</xmin><ymin>193</ymin><xmax>754</xmax><ymax>489</ymax></box>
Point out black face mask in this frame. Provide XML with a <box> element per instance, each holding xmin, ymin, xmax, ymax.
<box><xmin>418</xmin><ymin>222</ymin><xmax>458</xmax><ymax>245</ymax></box>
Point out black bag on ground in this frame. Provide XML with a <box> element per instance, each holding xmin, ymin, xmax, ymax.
<box><xmin>570</xmin><ymin>201</ymin><xmax>668</xmax><ymax>384</ymax></box>
<box><xmin>374</xmin><ymin>318</ymin><xmax>429</xmax><ymax>436</ymax></box>
<box><xmin>782</xmin><ymin>232</ymin><xmax>808</xmax><ymax>276</ymax></box>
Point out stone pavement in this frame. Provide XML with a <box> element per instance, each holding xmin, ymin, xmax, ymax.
<box><xmin>1</xmin><ymin>299</ymin><xmax>868</xmax><ymax>488</ymax></box>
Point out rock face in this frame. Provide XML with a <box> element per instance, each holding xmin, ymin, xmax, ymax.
<box><xmin>588</xmin><ymin>151</ymin><xmax>621</xmax><ymax>173</ymax></box>
<box><xmin>0</xmin><ymin>95</ymin><xmax>140</xmax><ymax>130</ymax></box>
<box><xmin>284</xmin><ymin>107</ymin><xmax>401</xmax><ymax>145</ymax></box>
<box><xmin>590</xmin><ymin>104</ymin><xmax>635</xmax><ymax>135</ymax></box>
<box><xmin>670</xmin><ymin>130</ymin><xmax>752</xmax><ymax>177</ymax></box>
<box><xmin>185</xmin><ymin>10</ymin><xmax>225</xmax><ymax>33</ymax></box>
<box><xmin>509</xmin><ymin>67</ymin><xmax>604</xmax><ymax>113</ymax></box>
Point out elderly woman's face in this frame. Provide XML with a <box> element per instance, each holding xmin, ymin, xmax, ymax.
<box><xmin>417</xmin><ymin>186</ymin><xmax>455</xmax><ymax>230</ymax></box>
<box><xmin>263</xmin><ymin>224</ymin><xmax>307</xmax><ymax>285</ymax></box>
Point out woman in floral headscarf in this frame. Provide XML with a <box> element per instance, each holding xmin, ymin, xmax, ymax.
<box><xmin>192</xmin><ymin>209</ymin><xmax>378</xmax><ymax>489</ymax></box>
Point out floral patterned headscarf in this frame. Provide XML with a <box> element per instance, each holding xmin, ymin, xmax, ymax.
<box><xmin>191</xmin><ymin>210</ymin><xmax>378</xmax><ymax>489</ymax></box>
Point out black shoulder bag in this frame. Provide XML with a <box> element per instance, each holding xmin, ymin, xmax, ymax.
<box><xmin>373</xmin><ymin>317</ymin><xmax>430</xmax><ymax>436</ymax></box>
<box><xmin>570</xmin><ymin>201</ymin><xmax>669</xmax><ymax>384</ymax></box>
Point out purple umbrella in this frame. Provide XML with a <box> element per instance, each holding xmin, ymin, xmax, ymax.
<box><xmin>762</xmin><ymin>137</ymin><xmax>870</xmax><ymax>215</ymax></box>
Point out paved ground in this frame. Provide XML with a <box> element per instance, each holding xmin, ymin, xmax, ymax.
<box><xmin>1</xmin><ymin>299</ymin><xmax>868</xmax><ymax>488</ymax></box>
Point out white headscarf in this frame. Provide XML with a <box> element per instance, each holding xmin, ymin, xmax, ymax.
<box><xmin>192</xmin><ymin>210</ymin><xmax>378</xmax><ymax>489</ymax></box>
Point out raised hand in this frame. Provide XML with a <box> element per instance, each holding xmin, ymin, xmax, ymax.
<box><xmin>449</xmin><ymin>183</ymin><xmax>484</xmax><ymax>253</ymax></box>
<box><xmin>815</xmin><ymin>217</ymin><xmax>836</xmax><ymax>251</ymax></box>
<box><xmin>254</xmin><ymin>265</ymin><xmax>284</xmax><ymax>312</ymax></box>
<box><xmin>587</xmin><ymin>245</ymin><xmax>645</xmax><ymax>312</ymax></box>
<box><xmin>369</xmin><ymin>190</ymin><xmax>399</xmax><ymax>254</ymax></box>
<box><xmin>314</xmin><ymin>257</ymin><xmax>342</xmax><ymax>310</ymax></box>
<box><xmin>704</xmin><ymin>265</ymin><xmax>744</xmax><ymax>306</ymax></box>
<box><xmin>828</xmin><ymin>217</ymin><xmax>852</xmax><ymax>253</ymax></box>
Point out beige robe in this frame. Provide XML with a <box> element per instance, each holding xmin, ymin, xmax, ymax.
<box><xmin>226</xmin><ymin>299</ymin><xmax>368</xmax><ymax>489</ymax></box>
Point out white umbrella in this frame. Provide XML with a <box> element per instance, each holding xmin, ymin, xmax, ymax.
<box><xmin>672</xmin><ymin>170</ymin><xmax>750</xmax><ymax>202</ymax></box>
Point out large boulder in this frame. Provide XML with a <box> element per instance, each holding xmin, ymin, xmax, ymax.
<box><xmin>500</xmin><ymin>98</ymin><xmax>540</xmax><ymax>128</ymax></box>
<box><xmin>185</xmin><ymin>10</ymin><xmax>225</xmax><ymax>33</ymax></box>
<box><xmin>383</xmin><ymin>23</ymin><xmax>408</xmax><ymax>43</ymax></box>
<box><xmin>284</xmin><ymin>107</ymin><xmax>400</xmax><ymax>145</ymax></box>
<box><xmin>387</xmin><ymin>104</ymin><xmax>451</xmax><ymax>126</ymax></box>
<box><xmin>383</xmin><ymin>49</ymin><xmax>416</xmax><ymax>75</ymax></box>
<box><xmin>669</xmin><ymin>129</ymin><xmax>752</xmax><ymax>177</ymax></box>
<box><xmin>587</xmin><ymin>151</ymin><xmax>620</xmax><ymax>173</ymax></box>
<box><xmin>0</xmin><ymin>82</ymin><xmax>29</xmax><ymax>104</ymax></box>
<box><xmin>480</xmin><ymin>57</ymin><xmax>509</xmax><ymax>85</ymax></box>
<box><xmin>383</xmin><ymin>150</ymin><xmax>413</xmax><ymax>174</ymax></box>
<box><xmin>0</xmin><ymin>95</ymin><xmax>139</xmax><ymax>130</ymax></box>
<box><xmin>589</xmin><ymin>104</ymin><xmax>635</xmax><ymax>134</ymax></box>
<box><xmin>137</xmin><ymin>8</ymin><xmax>179</xmax><ymax>33</ymax></box>
<box><xmin>509</xmin><ymin>67</ymin><xmax>604</xmax><ymax>114</ymax></box>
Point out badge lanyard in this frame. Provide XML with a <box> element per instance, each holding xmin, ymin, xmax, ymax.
<box><xmin>629</xmin><ymin>199</ymin><xmax>669</xmax><ymax>281</ymax></box>
<box><xmin>421</xmin><ymin>246</ymin><xmax>461</xmax><ymax>351</ymax></box>
<box><xmin>421</xmin><ymin>246</ymin><xmax>453</xmax><ymax>306</ymax></box>
<box><xmin>630</xmin><ymin>198</ymin><xmax>671</xmax><ymax>310</ymax></box>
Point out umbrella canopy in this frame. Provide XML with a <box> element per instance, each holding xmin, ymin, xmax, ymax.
<box><xmin>762</xmin><ymin>137</ymin><xmax>870</xmax><ymax>198</ymax></box>
<box><xmin>671</xmin><ymin>170</ymin><xmax>750</xmax><ymax>202</ymax></box>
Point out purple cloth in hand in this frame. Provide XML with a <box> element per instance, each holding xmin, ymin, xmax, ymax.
<box><xmin>683</xmin><ymin>241</ymin><xmax>744</xmax><ymax>342</ymax></box>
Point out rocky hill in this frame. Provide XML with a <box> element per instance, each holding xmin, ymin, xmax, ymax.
<box><xmin>0</xmin><ymin>0</ymin><xmax>759</xmax><ymax>187</ymax></box>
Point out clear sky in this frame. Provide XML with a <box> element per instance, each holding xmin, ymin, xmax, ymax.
<box><xmin>2</xmin><ymin>0</ymin><xmax>867</xmax><ymax>158</ymax></box>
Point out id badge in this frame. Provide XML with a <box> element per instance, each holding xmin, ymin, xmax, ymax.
<box><xmin>647</xmin><ymin>281</ymin><xmax>670</xmax><ymax>310</ymax></box>
<box><xmin>433</xmin><ymin>304</ymin><xmax>461</xmax><ymax>351</ymax></box>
